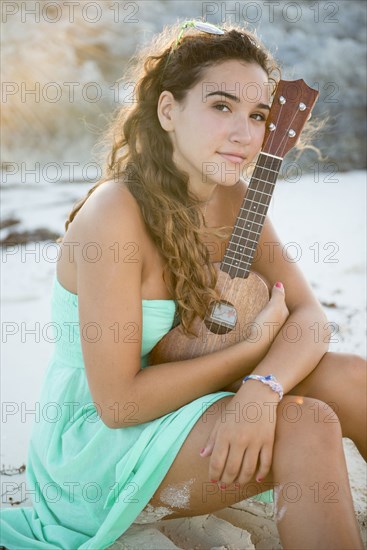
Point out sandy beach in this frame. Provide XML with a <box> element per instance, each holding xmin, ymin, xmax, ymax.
<box><xmin>1</xmin><ymin>170</ymin><xmax>366</xmax><ymax>548</ymax></box>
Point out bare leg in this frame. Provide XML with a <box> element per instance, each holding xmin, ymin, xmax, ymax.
<box><xmin>223</xmin><ymin>352</ymin><xmax>367</xmax><ymax>461</ymax></box>
<box><xmin>290</xmin><ymin>352</ymin><xmax>367</xmax><ymax>461</ymax></box>
<box><xmin>146</xmin><ymin>395</ymin><xmax>363</xmax><ymax>549</ymax></box>
<box><xmin>271</xmin><ymin>395</ymin><xmax>363</xmax><ymax>549</ymax></box>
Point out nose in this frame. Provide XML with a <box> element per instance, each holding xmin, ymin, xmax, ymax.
<box><xmin>229</xmin><ymin>115</ymin><xmax>252</xmax><ymax>145</ymax></box>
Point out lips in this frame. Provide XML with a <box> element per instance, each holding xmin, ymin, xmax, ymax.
<box><xmin>218</xmin><ymin>153</ymin><xmax>245</xmax><ymax>164</ymax></box>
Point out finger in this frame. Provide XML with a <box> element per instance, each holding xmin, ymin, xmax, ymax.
<box><xmin>272</xmin><ymin>281</ymin><xmax>285</xmax><ymax>297</ymax></box>
<box><xmin>208</xmin><ymin>439</ymin><xmax>230</xmax><ymax>483</ymax></box>
<box><xmin>255</xmin><ymin>444</ymin><xmax>273</xmax><ymax>483</ymax></box>
<box><xmin>220</xmin><ymin>444</ymin><xmax>245</xmax><ymax>486</ymax></box>
<box><xmin>236</xmin><ymin>447</ymin><xmax>260</xmax><ymax>485</ymax></box>
<box><xmin>199</xmin><ymin>421</ymin><xmax>219</xmax><ymax>459</ymax></box>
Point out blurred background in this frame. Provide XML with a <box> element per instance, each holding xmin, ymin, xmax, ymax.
<box><xmin>1</xmin><ymin>0</ymin><xmax>366</xmax><ymax>177</ymax></box>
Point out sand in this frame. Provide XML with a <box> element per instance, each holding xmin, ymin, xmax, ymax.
<box><xmin>1</xmin><ymin>170</ymin><xmax>366</xmax><ymax>548</ymax></box>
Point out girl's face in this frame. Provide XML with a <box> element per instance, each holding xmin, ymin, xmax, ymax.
<box><xmin>158</xmin><ymin>59</ymin><xmax>270</xmax><ymax>201</ymax></box>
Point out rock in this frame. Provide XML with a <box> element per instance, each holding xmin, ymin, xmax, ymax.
<box><xmin>1</xmin><ymin>0</ymin><xmax>366</xmax><ymax>171</ymax></box>
<box><xmin>0</xmin><ymin>229</ymin><xmax>60</xmax><ymax>246</ymax></box>
<box><xmin>0</xmin><ymin>217</ymin><xmax>20</xmax><ymax>230</ymax></box>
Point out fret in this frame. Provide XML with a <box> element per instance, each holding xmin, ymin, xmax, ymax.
<box><xmin>227</xmin><ymin>236</ymin><xmax>258</xmax><ymax>247</ymax></box>
<box><xmin>233</xmin><ymin>222</ymin><xmax>262</xmax><ymax>233</ymax></box>
<box><xmin>238</xmin><ymin>206</ymin><xmax>266</xmax><ymax>215</ymax></box>
<box><xmin>252</xmin><ymin>166</ymin><xmax>279</xmax><ymax>175</ymax></box>
<box><xmin>259</xmin><ymin>152</ymin><xmax>283</xmax><ymax>161</ymax></box>
<box><xmin>246</xmin><ymin>186</ymin><xmax>273</xmax><ymax>197</ymax></box>
<box><xmin>235</xmin><ymin>220</ymin><xmax>262</xmax><ymax>228</ymax></box>
<box><xmin>258</xmin><ymin>152</ymin><xmax>283</xmax><ymax>163</ymax></box>
<box><xmin>224</xmin><ymin>246</ymin><xmax>258</xmax><ymax>259</ymax></box>
<box><xmin>250</xmin><ymin>170</ymin><xmax>278</xmax><ymax>181</ymax></box>
<box><xmin>229</xmin><ymin>235</ymin><xmax>260</xmax><ymax>244</ymax></box>
<box><xmin>251</xmin><ymin>172</ymin><xmax>277</xmax><ymax>182</ymax></box>
<box><xmin>223</xmin><ymin>254</ymin><xmax>255</xmax><ymax>267</ymax></box>
<box><xmin>247</xmin><ymin>188</ymin><xmax>273</xmax><ymax>200</ymax></box>
<box><xmin>250</xmin><ymin>184</ymin><xmax>276</xmax><ymax>194</ymax></box>
<box><xmin>228</xmin><ymin>237</ymin><xmax>260</xmax><ymax>250</ymax></box>
<box><xmin>232</xmin><ymin>224</ymin><xmax>262</xmax><ymax>237</ymax></box>
<box><xmin>226</xmin><ymin>244</ymin><xmax>257</xmax><ymax>255</ymax></box>
<box><xmin>251</xmin><ymin>172</ymin><xmax>278</xmax><ymax>186</ymax></box>
<box><xmin>221</xmin><ymin>259</ymin><xmax>251</xmax><ymax>270</ymax></box>
<box><xmin>252</xmin><ymin>169</ymin><xmax>280</xmax><ymax>179</ymax></box>
<box><xmin>229</xmin><ymin>230</ymin><xmax>260</xmax><ymax>242</ymax></box>
<box><xmin>239</xmin><ymin>211</ymin><xmax>267</xmax><ymax>221</ymax></box>
<box><xmin>242</xmin><ymin>197</ymin><xmax>272</xmax><ymax>207</ymax></box>
<box><xmin>239</xmin><ymin>205</ymin><xmax>268</xmax><ymax>217</ymax></box>
<box><xmin>220</xmin><ymin>146</ymin><xmax>283</xmax><ymax>279</ymax></box>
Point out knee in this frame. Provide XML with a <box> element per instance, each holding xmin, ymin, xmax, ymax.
<box><xmin>346</xmin><ymin>353</ymin><xmax>366</xmax><ymax>380</ymax></box>
<box><xmin>321</xmin><ymin>351</ymin><xmax>366</xmax><ymax>378</ymax></box>
<box><xmin>277</xmin><ymin>395</ymin><xmax>342</xmax><ymax>444</ymax></box>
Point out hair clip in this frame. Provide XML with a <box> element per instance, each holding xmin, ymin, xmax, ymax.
<box><xmin>173</xmin><ymin>20</ymin><xmax>225</xmax><ymax>50</ymax></box>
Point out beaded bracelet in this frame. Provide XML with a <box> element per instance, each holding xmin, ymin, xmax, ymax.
<box><xmin>242</xmin><ymin>374</ymin><xmax>284</xmax><ymax>401</ymax></box>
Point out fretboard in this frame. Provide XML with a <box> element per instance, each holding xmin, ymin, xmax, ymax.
<box><xmin>221</xmin><ymin>153</ymin><xmax>283</xmax><ymax>279</ymax></box>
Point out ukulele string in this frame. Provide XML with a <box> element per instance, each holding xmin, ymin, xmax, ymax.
<box><xmin>223</xmin><ymin>100</ymin><xmax>300</xmax><ymax>290</ymax></box>
<box><xmin>201</xmin><ymin>101</ymin><xmax>297</xmax><ymax>356</ymax></box>
<box><xmin>222</xmin><ymin>102</ymin><xmax>298</xmax><ymax>298</ymax></box>
<box><xmin>192</xmin><ymin>106</ymin><xmax>285</xmax><ymax>358</ymax></box>
<box><xmin>195</xmin><ymin>161</ymin><xmax>270</xmax><ymax>357</ymax></box>
<box><xmin>188</xmin><ymin>101</ymin><xmax>299</xmax><ymax>360</ymax></box>
<box><xmin>203</xmin><ymin>104</ymin><xmax>284</xmax><ymax>338</ymax></box>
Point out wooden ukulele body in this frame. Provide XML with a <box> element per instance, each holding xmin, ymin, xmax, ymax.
<box><xmin>149</xmin><ymin>263</ymin><xmax>269</xmax><ymax>365</ymax></box>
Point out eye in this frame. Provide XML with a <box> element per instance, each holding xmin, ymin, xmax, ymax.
<box><xmin>251</xmin><ymin>112</ymin><xmax>267</xmax><ymax>122</ymax></box>
<box><xmin>213</xmin><ymin>103</ymin><xmax>231</xmax><ymax>112</ymax></box>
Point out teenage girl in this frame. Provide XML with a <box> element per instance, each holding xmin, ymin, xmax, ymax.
<box><xmin>0</xmin><ymin>20</ymin><xmax>365</xmax><ymax>550</ymax></box>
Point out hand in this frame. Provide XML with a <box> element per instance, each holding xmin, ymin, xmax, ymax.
<box><xmin>250</xmin><ymin>282</ymin><xmax>289</xmax><ymax>348</ymax></box>
<box><xmin>221</xmin><ymin>283</ymin><xmax>289</xmax><ymax>393</ymax></box>
<box><xmin>200</xmin><ymin>385</ymin><xmax>279</xmax><ymax>486</ymax></box>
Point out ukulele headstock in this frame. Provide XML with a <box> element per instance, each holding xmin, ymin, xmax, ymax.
<box><xmin>263</xmin><ymin>79</ymin><xmax>319</xmax><ymax>158</ymax></box>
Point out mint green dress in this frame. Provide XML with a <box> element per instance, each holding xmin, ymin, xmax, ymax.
<box><xmin>0</xmin><ymin>274</ymin><xmax>273</xmax><ymax>549</ymax></box>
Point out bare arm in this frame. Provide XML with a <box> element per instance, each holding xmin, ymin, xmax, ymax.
<box><xmin>243</xmin><ymin>304</ymin><xmax>330</xmax><ymax>392</ymax></box>
<box><xmin>126</xmin><ymin>336</ymin><xmax>270</xmax><ymax>427</ymax></box>
<box><xmin>74</xmin><ymin>184</ymin><xmax>273</xmax><ymax>429</ymax></box>
<box><xmin>221</xmin><ymin>305</ymin><xmax>330</xmax><ymax>394</ymax></box>
<box><xmin>220</xmin><ymin>212</ymin><xmax>331</xmax><ymax>395</ymax></box>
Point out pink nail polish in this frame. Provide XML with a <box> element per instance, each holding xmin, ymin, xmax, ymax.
<box><xmin>199</xmin><ymin>448</ymin><xmax>206</xmax><ymax>455</ymax></box>
<box><xmin>220</xmin><ymin>483</ymin><xmax>226</xmax><ymax>490</ymax></box>
<box><xmin>210</xmin><ymin>479</ymin><xmax>217</xmax><ymax>483</ymax></box>
<box><xmin>256</xmin><ymin>477</ymin><xmax>263</xmax><ymax>483</ymax></box>
<box><xmin>275</xmin><ymin>282</ymin><xmax>283</xmax><ymax>289</ymax></box>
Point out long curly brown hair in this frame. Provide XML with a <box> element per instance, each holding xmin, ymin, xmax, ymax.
<box><xmin>57</xmin><ymin>20</ymin><xmax>281</xmax><ymax>335</ymax></box>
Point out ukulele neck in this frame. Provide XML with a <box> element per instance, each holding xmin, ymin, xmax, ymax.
<box><xmin>220</xmin><ymin>152</ymin><xmax>283</xmax><ymax>279</ymax></box>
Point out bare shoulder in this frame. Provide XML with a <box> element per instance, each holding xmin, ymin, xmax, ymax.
<box><xmin>75</xmin><ymin>179</ymin><xmax>146</xmax><ymax>239</ymax></box>
<box><xmin>72</xmin><ymin>180</ymin><xmax>149</xmax><ymax>426</ymax></box>
<box><xmin>71</xmin><ymin>179</ymin><xmax>151</xmax><ymax>266</ymax></box>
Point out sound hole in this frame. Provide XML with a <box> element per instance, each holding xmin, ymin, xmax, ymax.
<box><xmin>204</xmin><ymin>300</ymin><xmax>238</xmax><ymax>335</ymax></box>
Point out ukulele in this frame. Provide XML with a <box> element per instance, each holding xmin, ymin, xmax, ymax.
<box><xmin>149</xmin><ymin>79</ymin><xmax>319</xmax><ymax>364</ymax></box>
